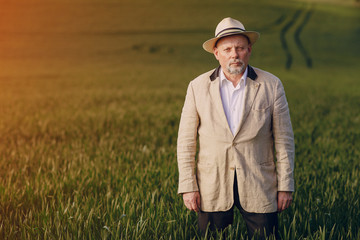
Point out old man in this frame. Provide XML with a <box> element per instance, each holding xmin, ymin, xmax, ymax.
<box><xmin>177</xmin><ymin>17</ymin><xmax>295</xmax><ymax>239</ymax></box>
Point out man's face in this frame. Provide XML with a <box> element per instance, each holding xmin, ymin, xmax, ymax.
<box><xmin>213</xmin><ymin>35</ymin><xmax>252</xmax><ymax>76</ymax></box>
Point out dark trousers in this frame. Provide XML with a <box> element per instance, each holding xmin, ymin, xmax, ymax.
<box><xmin>198</xmin><ymin>174</ymin><xmax>278</xmax><ymax>239</ymax></box>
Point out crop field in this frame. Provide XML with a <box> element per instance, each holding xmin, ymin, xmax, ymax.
<box><xmin>0</xmin><ymin>0</ymin><xmax>359</xmax><ymax>239</ymax></box>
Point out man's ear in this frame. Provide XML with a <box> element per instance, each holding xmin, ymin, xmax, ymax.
<box><xmin>213</xmin><ymin>47</ymin><xmax>219</xmax><ymax>60</ymax></box>
<box><xmin>248</xmin><ymin>44</ymin><xmax>252</xmax><ymax>55</ymax></box>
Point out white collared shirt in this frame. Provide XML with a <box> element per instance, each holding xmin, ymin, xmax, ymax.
<box><xmin>219</xmin><ymin>67</ymin><xmax>247</xmax><ymax>135</ymax></box>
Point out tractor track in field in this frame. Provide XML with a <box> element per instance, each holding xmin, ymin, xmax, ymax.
<box><xmin>280</xmin><ymin>10</ymin><xmax>302</xmax><ymax>70</ymax></box>
<box><xmin>124</xmin><ymin>6</ymin><xmax>314</xmax><ymax>70</ymax></box>
<box><xmin>294</xmin><ymin>10</ymin><xmax>313</xmax><ymax>68</ymax></box>
<box><xmin>280</xmin><ymin>7</ymin><xmax>313</xmax><ymax>70</ymax></box>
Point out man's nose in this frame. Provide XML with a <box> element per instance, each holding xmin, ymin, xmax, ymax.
<box><xmin>230</xmin><ymin>48</ymin><xmax>239</xmax><ymax>58</ymax></box>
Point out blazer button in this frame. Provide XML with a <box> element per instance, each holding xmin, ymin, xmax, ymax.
<box><xmin>230</xmin><ymin>167</ymin><xmax>235</xmax><ymax>170</ymax></box>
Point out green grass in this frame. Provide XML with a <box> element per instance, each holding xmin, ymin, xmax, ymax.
<box><xmin>0</xmin><ymin>0</ymin><xmax>359</xmax><ymax>239</ymax></box>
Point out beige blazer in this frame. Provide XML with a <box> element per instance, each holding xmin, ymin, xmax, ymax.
<box><xmin>177</xmin><ymin>66</ymin><xmax>295</xmax><ymax>213</ymax></box>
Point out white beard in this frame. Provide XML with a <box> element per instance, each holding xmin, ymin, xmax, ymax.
<box><xmin>227</xmin><ymin>59</ymin><xmax>245</xmax><ymax>75</ymax></box>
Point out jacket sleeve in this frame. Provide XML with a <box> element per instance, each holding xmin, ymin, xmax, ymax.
<box><xmin>272</xmin><ymin>79</ymin><xmax>295</xmax><ymax>192</ymax></box>
<box><xmin>177</xmin><ymin>82</ymin><xmax>200</xmax><ymax>194</ymax></box>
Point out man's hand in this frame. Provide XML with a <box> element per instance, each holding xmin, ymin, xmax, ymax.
<box><xmin>182</xmin><ymin>191</ymin><xmax>201</xmax><ymax>212</ymax></box>
<box><xmin>277</xmin><ymin>191</ymin><xmax>293</xmax><ymax>212</ymax></box>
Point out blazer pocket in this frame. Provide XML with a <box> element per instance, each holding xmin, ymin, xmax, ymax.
<box><xmin>251</xmin><ymin>105</ymin><xmax>271</xmax><ymax>122</ymax></box>
<box><xmin>196</xmin><ymin>163</ymin><xmax>218</xmax><ymax>200</ymax></box>
<box><xmin>260</xmin><ymin>159</ymin><xmax>275</xmax><ymax>166</ymax></box>
<box><xmin>196</xmin><ymin>162</ymin><xmax>214</xmax><ymax>172</ymax></box>
<box><xmin>252</xmin><ymin>104</ymin><xmax>271</xmax><ymax>112</ymax></box>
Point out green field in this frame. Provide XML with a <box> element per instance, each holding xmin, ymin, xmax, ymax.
<box><xmin>0</xmin><ymin>0</ymin><xmax>359</xmax><ymax>239</ymax></box>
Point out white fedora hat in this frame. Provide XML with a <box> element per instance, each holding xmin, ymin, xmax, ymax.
<box><xmin>203</xmin><ymin>17</ymin><xmax>260</xmax><ymax>53</ymax></box>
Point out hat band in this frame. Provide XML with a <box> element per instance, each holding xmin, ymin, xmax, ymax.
<box><xmin>216</xmin><ymin>27</ymin><xmax>245</xmax><ymax>37</ymax></box>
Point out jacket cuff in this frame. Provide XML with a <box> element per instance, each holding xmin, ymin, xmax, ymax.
<box><xmin>277</xmin><ymin>178</ymin><xmax>295</xmax><ymax>192</ymax></box>
<box><xmin>177</xmin><ymin>181</ymin><xmax>199</xmax><ymax>195</ymax></box>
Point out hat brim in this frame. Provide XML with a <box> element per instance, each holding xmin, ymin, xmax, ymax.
<box><xmin>202</xmin><ymin>31</ymin><xmax>260</xmax><ymax>53</ymax></box>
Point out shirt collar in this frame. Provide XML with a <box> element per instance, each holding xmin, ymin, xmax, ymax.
<box><xmin>219</xmin><ymin>66</ymin><xmax>248</xmax><ymax>88</ymax></box>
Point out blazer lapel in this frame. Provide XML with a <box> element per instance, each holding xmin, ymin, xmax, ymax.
<box><xmin>209</xmin><ymin>67</ymin><xmax>233</xmax><ymax>135</ymax></box>
<box><xmin>234</xmin><ymin>66</ymin><xmax>260</xmax><ymax>138</ymax></box>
